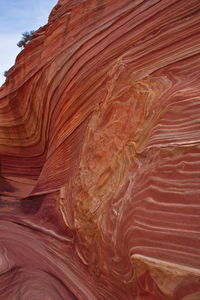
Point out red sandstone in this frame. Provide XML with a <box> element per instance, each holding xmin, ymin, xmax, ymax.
<box><xmin>0</xmin><ymin>0</ymin><xmax>200</xmax><ymax>299</ymax></box>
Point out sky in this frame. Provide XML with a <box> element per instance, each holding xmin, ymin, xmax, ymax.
<box><xmin>0</xmin><ymin>0</ymin><xmax>58</xmax><ymax>85</ymax></box>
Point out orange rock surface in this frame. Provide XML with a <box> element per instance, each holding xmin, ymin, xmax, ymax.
<box><xmin>0</xmin><ymin>0</ymin><xmax>200</xmax><ymax>299</ymax></box>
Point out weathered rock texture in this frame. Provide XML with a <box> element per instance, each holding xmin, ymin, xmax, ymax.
<box><xmin>0</xmin><ymin>0</ymin><xmax>200</xmax><ymax>299</ymax></box>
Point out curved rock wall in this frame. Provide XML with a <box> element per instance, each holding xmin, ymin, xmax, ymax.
<box><xmin>0</xmin><ymin>0</ymin><xmax>200</xmax><ymax>299</ymax></box>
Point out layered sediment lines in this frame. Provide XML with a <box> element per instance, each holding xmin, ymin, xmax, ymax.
<box><xmin>0</xmin><ymin>0</ymin><xmax>200</xmax><ymax>299</ymax></box>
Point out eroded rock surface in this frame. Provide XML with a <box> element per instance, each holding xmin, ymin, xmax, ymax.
<box><xmin>0</xmin><ymin>0</ymin><xmax>200</xmax><ymax>299</ymax></box>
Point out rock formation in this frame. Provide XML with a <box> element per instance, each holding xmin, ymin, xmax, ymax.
<box><xmin>0</xmin><ymin>0</ymin><xmax>200</xmax><ymax>299</ymax></box>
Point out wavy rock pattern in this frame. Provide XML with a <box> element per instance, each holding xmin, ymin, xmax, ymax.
<box><xmin>0</xmin><ymin>0</ymin><xmax>200</xmax><ymax>299</ymax></box>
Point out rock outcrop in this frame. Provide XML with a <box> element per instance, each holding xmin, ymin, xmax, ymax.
<box><xmin>0</xmin><ymin>0</ymin><xmax>200</xmax><ymax>299</ymax></box>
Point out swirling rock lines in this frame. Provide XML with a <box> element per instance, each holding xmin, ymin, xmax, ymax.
<box><xmin>0</xmin><ymin>0</ymin><xmax>200</xmax><ymax>299</ymax></box>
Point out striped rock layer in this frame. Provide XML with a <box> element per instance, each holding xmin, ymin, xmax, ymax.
<box><xmin>0</xmin><ymin>0</ymin><xmax>200</xmax><ymax>299</ymax></box>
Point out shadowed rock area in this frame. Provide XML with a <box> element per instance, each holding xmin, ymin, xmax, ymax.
<box><xmin>0</xmin><ymin>0</ymin><xmax>200</xmax><ymax>299</ymax></box>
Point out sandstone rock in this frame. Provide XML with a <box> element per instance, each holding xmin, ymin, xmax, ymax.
<box><xmin>0</xmin><ymin>0</ymin><xmax>200</xmax><ymax>299</ymax></box>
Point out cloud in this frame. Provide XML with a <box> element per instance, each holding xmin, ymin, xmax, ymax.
<box><xmin>0</xmin><ymin>34</ymin><xmax>21</xmax><ymax>85</ymax></box>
